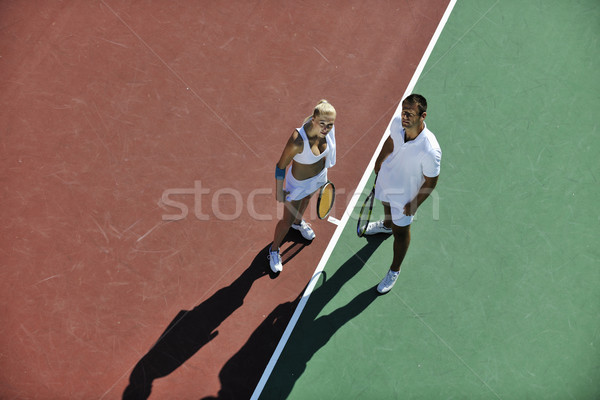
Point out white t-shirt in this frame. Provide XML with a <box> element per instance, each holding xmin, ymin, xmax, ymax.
<box><xmin>375</xmin><ymin>118</ymin><xmax>441</xmax><ymax>213</ymax></box>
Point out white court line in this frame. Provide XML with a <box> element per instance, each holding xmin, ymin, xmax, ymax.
<box><xmin>250</xmin><ymin>1</ymin><xmax>458</xmax><ymax>398</ymax></box>
<box><xmin>327</xmin><ymin>215</ymin><xmax>341</xmax><ymax>225</ymax></box>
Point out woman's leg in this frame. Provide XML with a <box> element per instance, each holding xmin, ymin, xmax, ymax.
<box><xmin>292</xmin><ymin>194</ymin><xmax>313</xmax><ymax>225</ymax></box>
<box><xmin>272</xmin><ymin>199</ymin><xmax>302</xmax><ymax>250</ymax></box>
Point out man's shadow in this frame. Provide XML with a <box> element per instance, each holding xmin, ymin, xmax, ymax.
<box><xmin>203</xmin><ymin>235</ymin><xmax>388</xmax><ymax>400</ymax></box>
<box><xmin>122</xmin><ymin>230</ymin><xmax>311</xmax><ymax>400</ymax></box>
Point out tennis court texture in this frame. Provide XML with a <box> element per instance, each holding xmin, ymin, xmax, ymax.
<box><xmin>1</xmin><ymin>0</ymin><xmax>598</xmax><ymax>399</ymax></box>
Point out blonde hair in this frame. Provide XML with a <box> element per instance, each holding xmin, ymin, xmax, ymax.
<box><xmin>303</xmin><ymin>99</ymin><xmax>336</xmax><ymax>124</ymax></box>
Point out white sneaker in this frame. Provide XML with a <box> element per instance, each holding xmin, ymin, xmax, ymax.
<box><xmin>364</xmin><ymin>220</ymin><xmax>392</xmax><ymax>235</ymax></box>
<box><xmin>377</xmin><ymin>270</ymin><xmax>400</xmax><ymax>294</ymax></box>
<box><xmin>291</xmin><ymin>220</ymin><xmax>315</xmax><ymax>240</ymax></box>
<box><xmin>268</xmin><ymin>246</ymin><xmax>282</xmax><ymax>273</ymax></box>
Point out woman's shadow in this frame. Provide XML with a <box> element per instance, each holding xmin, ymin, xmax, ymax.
<box><xmin>203</xmin><ymin>235</ymin><xmax>388</xmax><ymax>399</ymax></box>
<box><xmin>122</xmin><ymin>230</ymin><xmax>311</xmax><ymax>400</ymax></box>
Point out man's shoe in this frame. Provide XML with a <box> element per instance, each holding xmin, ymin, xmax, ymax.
<box><xmin>268</xmin><ymin>246</ymin><xmax>283</xmax><ymax>273</ymax></box>
<box><xmin>291</xmin><ymin>220</ymin><xmax>316</xmax><ymax>240</ymax></box>
<box><xmin>377</xmin><ymin>269</ymin><xmax>400</xmax><ymax>294</ymax></box>
<box><xmin>364</xmin><ymin>220</ymin><xmax>393</xmax><ymax>235</ymax></box>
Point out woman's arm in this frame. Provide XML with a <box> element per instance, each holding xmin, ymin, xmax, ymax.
<box><xmin>275</xmin><ymin>131</ymin><xmax>303</xmax><ymax>202</ymax></box>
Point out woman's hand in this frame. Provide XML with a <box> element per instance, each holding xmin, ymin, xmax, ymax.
<box><xmin>276</xmin><ymin>189</ymin><xmax>289</xmax><ymax>203</ymax></box>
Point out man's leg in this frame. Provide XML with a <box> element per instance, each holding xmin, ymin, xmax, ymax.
<box><xmin>365</xmin><ymin>201</ymin><xmax>393</xmax><ymax>235</ymax></box>
<box><xmin>382</xmin><ymin>201</ymin><xmax>393</xmax><ymax>229</ymax></box>
<box><xmin>377</xmin><ymin>221</ymin><xmax>411</xmax><ymax>294</ymax></box>
<box><xmin>390</xmin><ymin>224</ymin><xmax>411</xmax><ymax>272</ymax></box>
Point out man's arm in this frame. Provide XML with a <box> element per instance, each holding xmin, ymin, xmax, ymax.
<box><xmin>403</xmin><ymin>175</ymin><xmax>439</xmax><ymax>216</ymax></box>
<box><xmin>374</xmin><ymin>136</ymin><xmax>394</xmax><ymax>174</ymax></box>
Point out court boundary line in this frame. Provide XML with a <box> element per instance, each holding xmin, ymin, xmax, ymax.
<box><xmin>250</xmin><ymin>1</ymin><xmax>458</xmax><ymax>398</ymax></box>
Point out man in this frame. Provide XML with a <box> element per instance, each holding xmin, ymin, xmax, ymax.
<box><xmin>364</xmin><ymin>94</ymin><xmax>441</xmax><ymax>294</ymax></box>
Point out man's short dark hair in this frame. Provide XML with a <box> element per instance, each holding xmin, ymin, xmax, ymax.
<box><xmin>403</xmin><ymin>94</ymin><xmax>427</xmax><ymax>115</ymax></box>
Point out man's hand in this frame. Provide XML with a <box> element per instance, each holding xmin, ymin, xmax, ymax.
<box><xmin>403</xmin><ymin>200</ymin><xmax>418</xmax><ymax>216</ymax></box>
<box><xmin>403</xmin><ymin>175</ymin><xmax>439</xmax><ymax>216</ymax></box>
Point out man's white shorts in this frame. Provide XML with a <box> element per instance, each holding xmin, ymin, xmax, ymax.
<box><xmin>375</xmin><ymin>184</ymin><xmax>413</xmax><ymax>227</ymax></box>
<box><xmin>388</xmin><ymin>203</ymin><xmax>413</xmax><ymax>227</ymax></box>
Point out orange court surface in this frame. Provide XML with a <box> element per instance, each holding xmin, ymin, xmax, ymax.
<box><xmin>1</xmin><ymin>1</ymin><xmax>450</xmax><ymax>399</ymax></box>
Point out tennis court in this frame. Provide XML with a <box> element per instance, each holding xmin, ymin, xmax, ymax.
<box><xmin>257</xmin><ymin>1</ymin><xmax>600</xmax><ymax>399</ymax></box>
<box><xmin>1</xmin><ymin>0</ymin><xmax>598</xmax><ymax>399</ymax></box>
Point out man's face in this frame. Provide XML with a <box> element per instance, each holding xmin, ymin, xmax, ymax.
<box><xmin>400</xmin><ymin>103</ymin><xmax>425</xmax><ymax>130</ymax></box>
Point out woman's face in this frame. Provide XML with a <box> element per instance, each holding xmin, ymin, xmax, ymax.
<box><xmin>313</xmin><ymin>113</ymin><xmax>336</xmax><ymax>135</ymax></box>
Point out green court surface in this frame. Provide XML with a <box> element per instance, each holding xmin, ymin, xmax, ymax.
<box><xmin>258</xmin><ymin>0</ymin><xmax>599</xmax><ymax>399</ymax></box>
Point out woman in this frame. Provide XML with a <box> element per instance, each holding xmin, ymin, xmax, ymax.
<box><xmin>269</xmin><ymin>100</ymin><xmax>337</xmax><ymax>273</ymax></box>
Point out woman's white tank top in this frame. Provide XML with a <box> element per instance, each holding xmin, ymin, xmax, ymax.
<box><xmin>293</xmin><ymin>125</ymin><xmax>331</xmax><ymax>165</ymax></box>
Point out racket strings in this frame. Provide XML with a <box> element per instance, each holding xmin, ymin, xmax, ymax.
<box><xmin>317</xmin><ymin>185</ymin><xmax>334</xmax><ymax>219</ymax></box>
<box><xmin>357</xmin><ymin>188</ymin><xmax>375</xmax><ymax>237</ymax></box>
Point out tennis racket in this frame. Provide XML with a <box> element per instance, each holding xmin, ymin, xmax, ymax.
<box><xmin>316</xmin><ymin>181</ymin><xmax>335</xmax><ymax>219</ymax></box>
<box><xmin>356</xmin><ymin>180</ymin><xmax>376</xmax><ymax>237</ymax></box>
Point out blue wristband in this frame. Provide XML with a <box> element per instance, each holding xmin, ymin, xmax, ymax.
<box><xmin>275</xmin><ymin>165</ymin><xmax>286</xmax><ymax>180</ymax></box>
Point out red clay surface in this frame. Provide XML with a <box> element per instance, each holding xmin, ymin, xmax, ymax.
<box><xmin>0</xmin><ymin>1</ymin><xmax>449</xmax><ymax>398</ymax></box>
